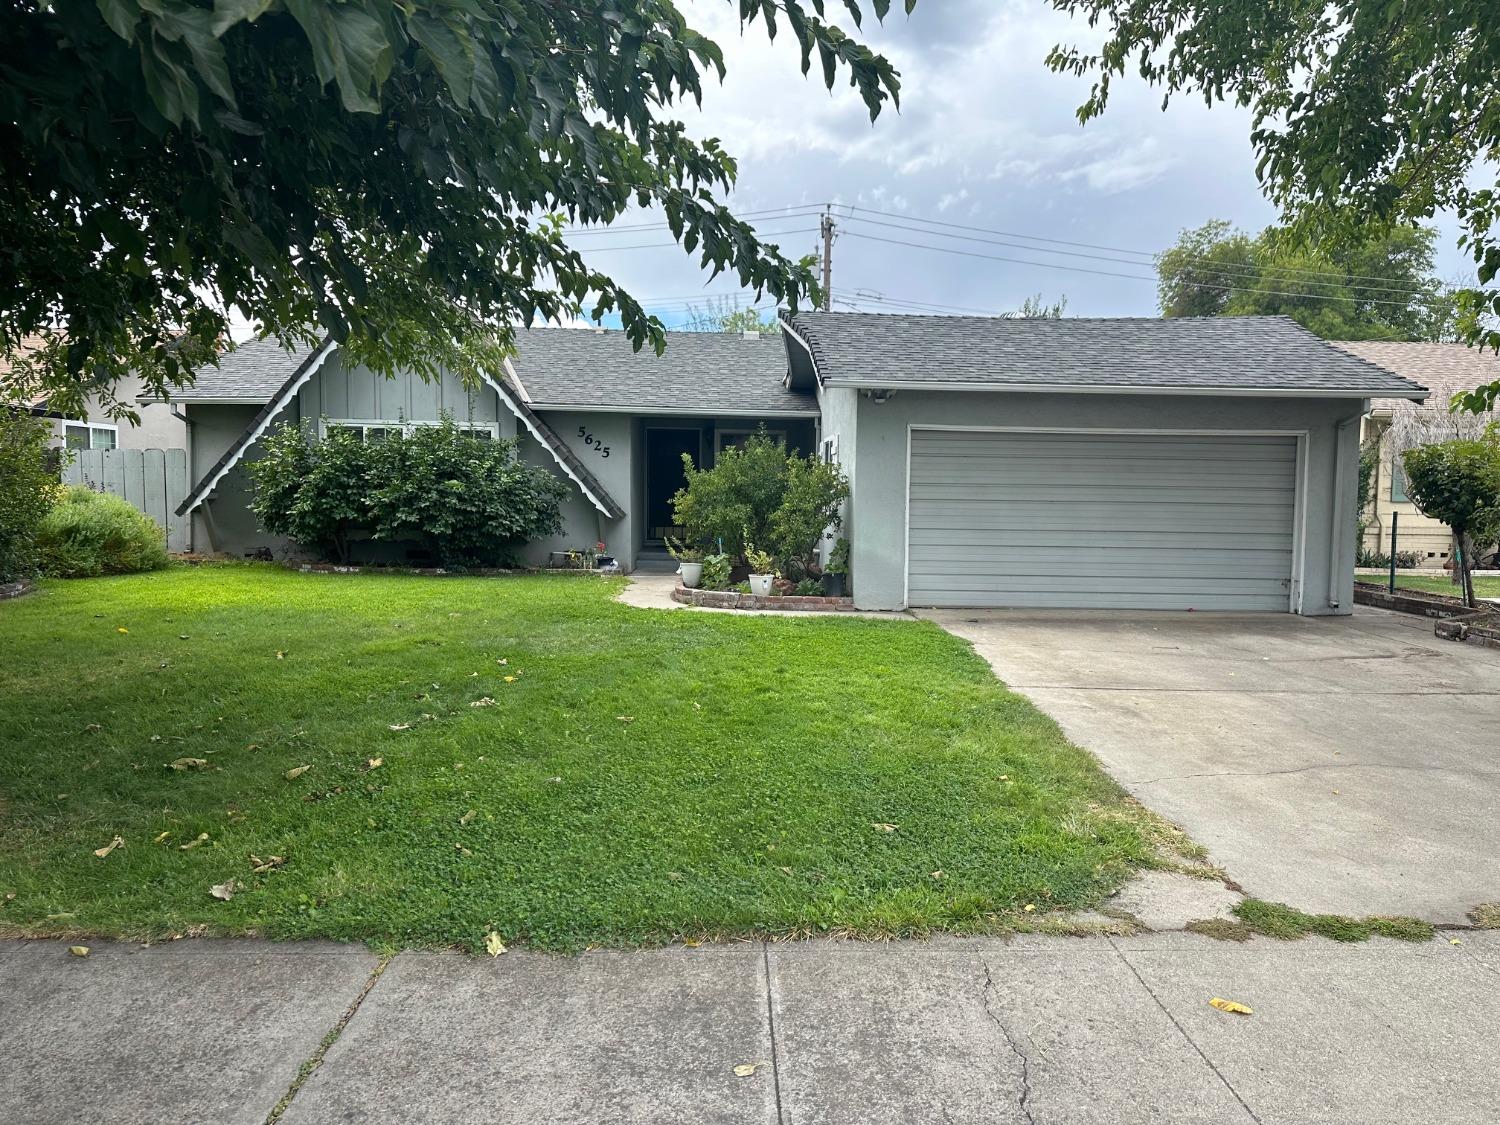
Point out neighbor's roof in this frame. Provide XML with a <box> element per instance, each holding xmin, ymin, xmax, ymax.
<box><xmin>154</xmin><ymin>336</ymin><xmax>313</xmax><ymax>402</ymax></box>
<box><xmin>1332</xmin><ymin>340</ymin><xmax>1498</xmax><ymax>415</ymax></box>
<box><xmin>508</xmin><ymin>327</ymin><xmax>816</xmax><ymax>415</ymax></box>
<box><xmin>781</xmin><ymin>312</ymin><xmax>1429</xmax><ymax>399</ymax></box>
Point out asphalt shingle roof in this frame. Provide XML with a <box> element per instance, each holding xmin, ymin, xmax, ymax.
<box><xmin>510</xmin><ymin>328</ymin><xmax>815</xmax><ymax>414</ymax></box>
<box><xmin>784</xmin><ymin>311</ymin><xmax>1430</xmax><ymax>398</ymax></box>
<box><xmin>161</xmin><ymin>337</ymin><xmax>314</xmax><ymax>401</ymax></box>
<box><xmin>1332</xmin><ymin>340</ymin><xmax>1499</xmax><ymax>415</ymax></box>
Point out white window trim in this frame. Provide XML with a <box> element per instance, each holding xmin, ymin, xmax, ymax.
<box><xmin>61</xmin><ymin>419</ymin><xmax>119</xmax><ymax>450</ymax></box>
<box><xmin>318</xmin><ymin>419</ymin><xmax>501</xmax><ymax>440</ymax></box>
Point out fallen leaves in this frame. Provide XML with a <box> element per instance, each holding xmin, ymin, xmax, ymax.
<box><xmin>208</xmin><ymin>880</ymin><xmax>238</xmax><ymax>901</ymax></box>
<box><xmin>459</xmin><ymin>809</ymin><xmax>477</xmax><ymax>826</ymax></box>
<box><xmin>116</xmin><ymin>627</ymin><xmax>128</xmax><ymax>634</ymax></box>
<box><xmin>285</xmin><ymin>765</ymin><xmax>311</xmax><ymax>780</ymax></box>
<box><xmin>69</xmin><ymin>946</ymin><xmax>90</xmax><ymax>958</ymax></box>
<box><xmin>616</xmin><ymin>715</ymin><xmax>634</xmax><ymax>724</ymax></box>
<box><xmin>469</xmin><ymin>697</ymin><xmax>496</xmax><ymax>708</ymax></box>
<box><xmin>92</xmin><ymin>835</ymin><xmax>125</xmax><ymax>859</ymax></box>
<box><xmin>388</xmin><ymin>723</ymin><xmax>412</xmax><ymax>732</ymax></box>
<box><xmin>153</xmin><ymin>831</ymin><xmax>171</xmax><ymax>844</ymax></box>
<box><xmin>249</xmin><ymin>855</ymin><xmax>286</xmax><ymax>874</ymax></box>
<box><xmin>1208</xmin><ymin>997</ymin><xmax>1253</xmax><ymax>1015</ymax></box>
<box><xmin>871</xmin><ymin>822</ymin><xmax>899</xmax><ymax>833</ymax></box>
<box><xmin>364</xmin><ymin>758</ymin><xmax>383</xmax><ymax>771</ymax></box>
<box><xmin>732</xmin><ymin>1064</ymin><xmax>758</xmax><ymax>1078</ymax></box>
<box><xmin>179</xmin><ymin>832</ymin><xmax>210</xmax><ymax>851</ymax></box>
<box><xmin>167</xmin><ymin>757</ymin><xmax>209</xmax><ymax>771</ymax></box>
<box><xmin>484</xmin><ymin>931</ymin><xmax>507</xmax><ymax>958</ymax></box>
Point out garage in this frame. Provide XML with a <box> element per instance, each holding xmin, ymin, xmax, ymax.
<box><xmin>906</xmin><ymin>429</ymin><xmax>1300</xmax><ymax>610</ymax></box>
<box><xmin>781</xmin><ymin>310</ymin><xmax>1431</xmax><ymax>613</ymax></box>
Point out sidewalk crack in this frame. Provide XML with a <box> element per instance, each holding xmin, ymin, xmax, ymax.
<box><xmin>979</xmin><ymin>960</ymin><xmax>1035</xmax><ymax>1125</ymax></box>
<box><xmin>762</xmin><ymin>944</ymin><xmax>786</xmax><ymax>1125</ymax></box>
<box><xmin>264</xmin><ymin>952</ymin><xmax>392</xmax><ymax>1125</ymax></box>
<box><xmin>1108</xmin><ymin>938</ymin><xmax>1263</xmax><ymax>1125</ymax></box>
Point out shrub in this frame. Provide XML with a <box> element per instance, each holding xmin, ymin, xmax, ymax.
<box><xmin>700</xmin><ymin>552</ymin><xmax>732</xmax><ymax>591</ymax></box>
<box><xmin>0</xmin><ymin>410</ymin><xmax>57</xmax><ymax>582</ymax></box>
<box><xmin>1401</xmin><ymin>427</ymin><xmax>1500</xmax><ymax>606</ymax></box>
<box><xmin>248</xmin><ymin>417</ymin><xmax>568</xmax><ymax>567</ymax></box>
<box><xmin>36</xmin><ymin>486</ymin><xmax>169</xmax><ymax>577</ymax></box>
<box><xmin>671</xmin><ymin>427</ymin><xmax>848</xmax><ymax>575</ymax></box>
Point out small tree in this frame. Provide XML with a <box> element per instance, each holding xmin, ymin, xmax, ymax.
<box><xmin>1400</xmin><ymin>428</ymin><xmax>1500</xmax><ymax>608</ymax></box>
<box><xmin>249</xmin><ymin>424</ymin><xmax>375</xmax><ymax>564</ymax></box>
<box><xmin>769</xmin><ymin>456</ymin><xmax>849</xmax><ymax>578</ymax></box>
<box><xmin>0</xmin><ymin>410</ymin><xmax>58</xmax><ymax>583</ymax></box>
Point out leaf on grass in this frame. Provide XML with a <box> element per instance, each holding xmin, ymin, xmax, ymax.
<box><xmin>502</xmin><ymin>675</ymin><xmax>517</xmax><ymax>684</ymax></box>
<box><xmin>616</xmin><ymin>715</ymin><xmax>634</xmax><ymax>723</ymax></box>
<box><xmin>455</xmin><ymin>844</ymin><xmax>472</xmax><ymax>857</ymax></box>
<box><xmin>93</xmin><ymin>835</ymin><xmax>125</xmax><ymax>859</ymax></box>
<box><xmin>1208</xmin><ymin>997</ymin><xmax>1253</xmax><ymax>1015</ymax></box>
<box><xmin>168</xmin><ymin>757</ymin><xmax>209</xmax><ymax>771</ymax></box>
<box><xmin>178</xmin><ymin>634</ymin><xmax>190</xmax><ymax>640</ymax></box>
<box><xmin>388</xmin><ymin>723</ymin><xmax>411</xmax><ymax>731</ymax></box>
<box><xmin>179</xmin><ymin>832</ymin><xmax>210</xmax><ymax>851</ymax></box>
<box><xmin>365</xmin><ymin>757</ymin><xmax>383</xmax><ymax>770</ymax></box>
<box><xmin>733</xmin><ymin>1064</ymin><xmax>758</xmax><ymax>1078</ymax></box>
<box><xmin>930</xmin><ymin>870</ymin><xmax>944</xmax><ymax>880</ymax></box>
<box><xmin>469</xmin><ymin>697</ymin><xmax>496</xmax><ymax>708</ymax></box>
<box><xmin>276</xmin><ymin>650</ymin><xmax>285</xmax><ymax>659</ymax></box>
<box><xmin>285</xmin><ymin>765</ymin><xmax>311</xmax><ymax>780</ymax></box>
<box><xmin>485</xmin><ymin>931</ymin><xmax>506</xmax><ymax>957</ymax></box>
<box><xmin>459</xmin><ymin>809</ymin><xmax>477</xmax><ymax>826</ymax></box>
<box><xmin>84</xmin><ymin>723</ymin><xmax>101</xmax><ymax>734</ymax></box>
<box><xmin>153</xmin><ymin>831</ymin><xmax>171</xmax><ymax>844</ymax></box>
<box><xmin>116</xmin><ymin>627</ymin><xmax>128</xmax><ymax>634</ymax></box>
<box><xmin>871</xmin><ymin>822</ymin><xmax>899</xmax><ymax>833</ymax></box>
<box><xmin>496</xmin><ymin>658</ymin><xmax>507</xmax><ymax>665</ymax></box>
<box><xmin>209</xmin><ymin>880</ymin><xmax>237</xmax><ymax>901</ymax></box>
<box><xmin>69</xmin><ymin>946</ymin><xmax>90</xmax><ymax>958</ymax></box>
<box><xmin>1023</xmin><ymin>903</ymin><xmax>1036</xmax><ymax>913</ymax></box>
<box><xmin>249</xmin><ymin>855</ymin><xmax>286</xmax><ymax>874</ymax></box>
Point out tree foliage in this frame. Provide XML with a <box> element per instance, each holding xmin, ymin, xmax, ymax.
<box><xmin>1</xmin><ymin>1</ymin><xmax>909</xmax><ymax>419</ymax></box>
<box><xmin>682</xmin><ymin>296</ymin><xmax>783</xmax><ymax>334</ymax></box>
<box><xmin>1157</xmin><ymin>221</ymin><xmax>1456</xmax><ymax>340</ymax></box>
<box><xmin>1400</xmin><ymin>428</ymin><xmax>1500</xmax><ymax>607</ymax></box>
<box><xmin>1046</xmin><ymin>0</ymin><xmax>1500</xmax><ymax>407</ymax></box>
<box><xmin>0</xmin><ymin>410</ymin><xmax>58</xmax><ymax>583</ymax></box>
<box><xmin>248</xmin><ymin>418</ymin><xmax>567</xmax><ymax>566</ymax></box>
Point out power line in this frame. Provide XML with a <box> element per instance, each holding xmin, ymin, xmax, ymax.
<box><xmin>562</xmin><ymin>205</ymin><xmax>827</xmax><ymax>236</ymax></box>
<box><xmin>577</xmin><ymin>226</ymin><xmax>819</xmax><ymax>252</ymax></box>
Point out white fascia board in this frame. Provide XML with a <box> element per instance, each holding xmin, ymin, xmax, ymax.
<box><xmin>525</xmin><ymin>403</ymin><xmax>819</xmax><ymax>418</ymax></box>
<box><xmin>822</xmin><ymin>379</ymin><xmax>1429</xmax><ymax>400</ymax></box>
<box><xmin>478</xmin><ymin>370</ymin><xmax>618</xmax><ymax>518</ymax></box>
<box><xmin>501</xmin><ymin>356</ymin><xmax>532</xmax><ymax>402</ymax></box>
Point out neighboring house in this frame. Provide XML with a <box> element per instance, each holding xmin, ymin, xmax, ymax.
<box><xmin>1333</xmin><ymin>341</ymin><xmax>1499</xmax><ymax>566</ymax></box>
<box><xmin>153</xmin><ymin>313</ymin><xmax>1425</xmax><ymax>614</ymax></box>
<box><xmin>1</xmin><ymin>338</ymin><xmax>185</xmax><ymax>451</ymax></box>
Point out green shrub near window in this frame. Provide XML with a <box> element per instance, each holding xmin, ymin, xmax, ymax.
<box><xmin>248</xmin><ymin>417</ymin><xmax>568</xmax><ymax>567</ymax></box>
<box><xmin>36</xmin><ymin>486</ymin><xmax>169</xmax><ymax>578</ymax></box>
<box><xmin>0</xmin><ymin>410</ymin><xmax>57</xmax><ymax>583</ymax></box>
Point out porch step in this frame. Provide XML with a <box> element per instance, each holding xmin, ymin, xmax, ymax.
<box><xmin>633</xmin><ymin>550</ymin><xmax>679</xmax><ymax>576</ymax></box>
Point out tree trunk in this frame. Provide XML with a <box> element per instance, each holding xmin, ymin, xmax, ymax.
<box><xmin>1457</xmin><ymin>531</ymin><xmax>1477</xmax><ymax>609</ymax></box>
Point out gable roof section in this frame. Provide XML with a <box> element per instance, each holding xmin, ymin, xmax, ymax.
<box><xmin>508</xmin><ymin>327</ymin><xmax>817</xmax><ymax>415</ymax></box>
<box><xmin>153</xmin><ymin>336</ymin><xmax>315</xmax><ymax>403</ymax></box>
<box><xmin>175</xmin><ymin>341</ymin><xmax>623</xmax><ymax>521</ymax></box>
<box><xmin>1332</xmin><ymin>340</ymin><xmax>1499</xmax><ymax>415</ymax></box>
<box><xmin>782</xmin><ymin>311</ymin><xmax>1430</xmax><ymax>399</ymax></box>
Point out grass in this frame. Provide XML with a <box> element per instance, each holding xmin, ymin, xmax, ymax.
<box><xmin>0</xmin><ymin>565</ymin><xmax>1191</xmax><ymax>952</ymax></box>
<box><xmin>1359</xmin><ymin>572</ymin><xmax>1500</xmax><ymax>599</ymax></box>
<box><xmin>1232</xmin><ymin>900</ymin><xmax>1434</xmax><ymax>943</ymax></box>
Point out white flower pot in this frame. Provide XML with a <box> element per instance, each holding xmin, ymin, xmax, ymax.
<box><xmin>748</xmin><ymin>573</ymin><xmax>774</xmax><ymax>597</ymax></box>
<box><xmin>679</xmin><ymin>561</ymin><xmax>703</xmax><ymax>588</ymax></box>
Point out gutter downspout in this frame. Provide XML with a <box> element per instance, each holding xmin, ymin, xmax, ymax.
<box><xmin>1328</xmin><ymin>407</ymin><xmax>1366</xmax><ymax>609</ymax></box>
<box><xmin>170</xmin><ymin>405</ymin><xmax>195</xmax><ymax>552</ymax></box>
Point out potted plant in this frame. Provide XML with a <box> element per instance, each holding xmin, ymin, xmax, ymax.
<box><xmin>700</xmin><ymin>552</ymin><xmax>732</xmax><ymax>591</ymax></box>
<box><xmin>666</xmin><ymin>536</ymin><xmax>705</xmax><ymax>588</ymax></box>
<box><xmin>745</xmin><ymin>544</ymin><xmax>777</xmax><ymax>596</ymax></box>
<box><xmin>822</xmin><ymin>538</ymin><xmax>849</xmax><ymax>597</ymax></box>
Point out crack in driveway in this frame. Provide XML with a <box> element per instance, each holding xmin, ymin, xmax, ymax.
<box><xmin>979</xmin><ymin>960</ymin><xmax>1036</xmax><ymax>1125</ymax></box>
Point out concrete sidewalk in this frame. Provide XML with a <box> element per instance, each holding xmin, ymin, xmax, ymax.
<box><xmin>4</xmin><ymin>932</ymin><xmax>1497</xmax><ymax>1124</ymax></box>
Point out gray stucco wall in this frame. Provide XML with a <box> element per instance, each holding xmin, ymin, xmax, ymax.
<box><xmin>816</xmin><ymin>385</ymin><xmax>858</xmax><ymax>566</ymax></box>
<box><xmin>847</xmin><ymin>390</ymin><xmax>1366</xmax><ymax>615</ymax></box>
<box><xmin>521</xmin><ymin>411</ymin><xmax>636</xmax><ymax>570</ymax></box>
<box><xmin>188</xmin><ymin>404</ymin><xmax>280</xmax><ymax>557</ymax></box>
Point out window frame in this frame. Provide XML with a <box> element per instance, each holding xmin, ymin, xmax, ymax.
<box><xmin>62</xmin><ymin>420</ymin><xmax>119</xmax><ymax>451</ymax></box>
<box><xmin>319</xmin><ymin>419</ymin><xmax>502</xmax><ymax>442</ymax></box>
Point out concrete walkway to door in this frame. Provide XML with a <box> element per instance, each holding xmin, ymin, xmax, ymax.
<box><xmin>918</xmin><ymin>605</ymin><xmax>1500</xmax><ymax>925</ymax></box>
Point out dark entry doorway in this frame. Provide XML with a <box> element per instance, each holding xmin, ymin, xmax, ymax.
<box><xmin>644</xmin><ymin>427</ymin><xmax>702</xmax><ymax>544</ymax></box>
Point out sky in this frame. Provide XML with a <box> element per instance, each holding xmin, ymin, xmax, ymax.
<box><xmin>570</xmin><ymin>0</ymin><xmax>1469</xmax><ymax>330</ymax></box>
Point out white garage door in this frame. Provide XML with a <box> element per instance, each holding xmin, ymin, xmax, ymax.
<box><xmin>907</xmin><ymin>430</ymin><xmax>1298</xmax><ymax>610</ymax></box>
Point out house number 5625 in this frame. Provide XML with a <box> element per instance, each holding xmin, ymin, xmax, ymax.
<box><xmin>577</xmin><ymin>426</ymin><xmax>611</xmax><ymax>458</ymax></box>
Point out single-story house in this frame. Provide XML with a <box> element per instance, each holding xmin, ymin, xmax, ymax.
<box><xmin>153</xmin><ymin>313</ymin><xmax>1428</xmax><ymax>614</ymax></box>
<box><xmin>1333</xmin><ymin>341</ymin><xmax>1499</xmax><ymax>566</ymax></box>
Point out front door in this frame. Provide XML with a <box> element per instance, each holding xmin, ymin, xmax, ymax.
<box><xmin>644</xmin><ymin>427</ymin><xmax>702</xmax><ymax>544</ymax></box>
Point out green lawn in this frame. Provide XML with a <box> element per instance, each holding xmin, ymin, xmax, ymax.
<box><xmin>0</xmin><ymin>566</ymin><xmax>1193</xmax><ymax>951</ymax></box>
<box><xmin>1360</xmin><ymin>573</ymin><xmax>1500</xmax><ymax>599</ymax></box>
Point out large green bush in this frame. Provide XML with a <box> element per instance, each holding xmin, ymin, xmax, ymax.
<box><xmin>1401</xmin><ymin>426</ymin><xmax>1500</xmax><ymax>607</ymax></box>
<box><xmin>0</xmin><ymin>410</ymin><xmax>57</xmax><ymax>583</ymax></box>
<box><xmin>36</xmin><ymin>486</ymin><xmax>169</xmax><ymax>578</ymax></box>
<box><xmin>248</xmin><ymin>418</ymin><xmax>568</xmax><ymax>567</ymax></box>
<box><xmin>671</xmin><ymin>429</ymin><xmax>848</xmax><ymax>576</ymax></box>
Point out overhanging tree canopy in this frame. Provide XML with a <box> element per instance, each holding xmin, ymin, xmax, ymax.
<box><xmin>1</xmin><ymin>0</ymin><xmax>910</xmax><ymax>418</ymax></box>
<box><xmin>1046</xmin><ymin>0</ymin><xmax>1500</xmax><ymax>411</ymax></box>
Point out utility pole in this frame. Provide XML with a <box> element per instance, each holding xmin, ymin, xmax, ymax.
<box><xmin>819</xmin><ymin>207</ymin><xmax>835</xmax><ymax>312</ymax></box>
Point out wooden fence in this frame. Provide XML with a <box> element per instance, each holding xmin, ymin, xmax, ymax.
<box><xmin>62</xmin><ymin>448</ymin><xmax>190</xmax><ymax>553</ymax></box>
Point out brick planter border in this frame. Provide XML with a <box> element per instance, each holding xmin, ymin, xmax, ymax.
<box><xmin>671</xmin><ymin>584</ymin><xmax>857</xmax><ymax>612</ymax></box>
<box><xmin>0</xmin><ymin>579</ymin><xmax>33</xmax><ymax>600</ymax></box>
<box><xmin>1352</xmin><ymin>583</ymin><xmax>1471</xmax><ymax>619</ymax></box>
<box><xmin>284</xmin><ymin>562</ymin><xmax>611</xmax><ymax>578</ymax></box>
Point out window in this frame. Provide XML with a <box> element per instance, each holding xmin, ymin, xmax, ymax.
<box><xmin>821</xmin><ymin>434</ymin><xmax>839</xmax><ymax>465</ymax></box>
<box><xmin>322</xmin><ymin>420</ymin><xmax>500</xmax><ymax>442</ymax></box>
<box><xmin>1390</xmin><ymin>456</ymin><xmax>1408</xmax><ymax>503</ymax></box>
<box><xmin>63</xmin><ymin>422</ymin><xmax>118</xmax><ymax>451</ymax></box>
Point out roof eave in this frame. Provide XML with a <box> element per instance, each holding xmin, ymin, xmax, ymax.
<box><xmin>525</xmin><ymin>402</ymin><xmax>819</xmax><ymax>418</ymax></box>
<box><xmin>821</xmin><ymin>378</ymin><xmax>1429</xmax><ymax>401</ymax></box>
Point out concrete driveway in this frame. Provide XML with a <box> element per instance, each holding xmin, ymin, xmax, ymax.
<box><xmin>918</xmin><ymin>605</ymin><xmax>1500</xmax><ymax>924</ymax></box>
